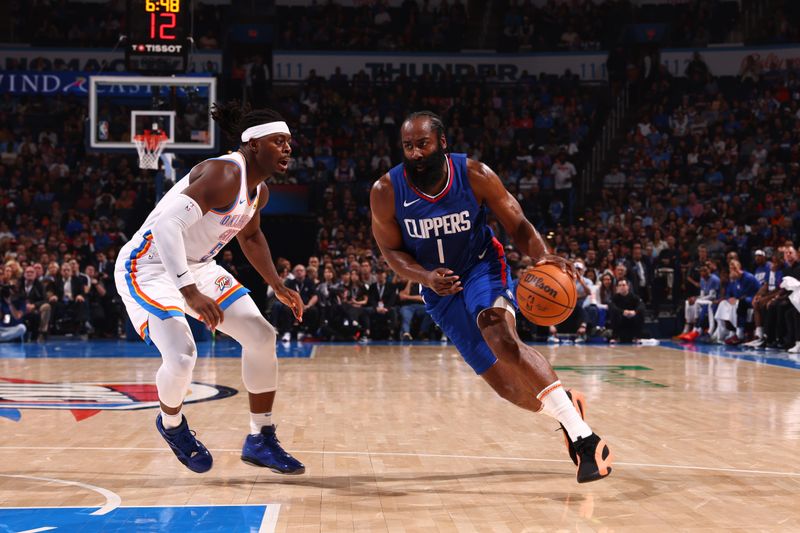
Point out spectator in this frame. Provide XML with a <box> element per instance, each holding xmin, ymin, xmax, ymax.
<box><xmin>713</xmin><ymin>260</ymin><xmax>760</xmax><ymax>345</ymax></box>
<box><xmin>625</xmin><ymin>242</ymin><xmax>652</xmax><ymax>303</ymax></box>
<box><xmin>0</xmin><ymin>285</ymin><xmax>26</xmax><ymax>342</ymax></box>
<box><xmin>366</xmin><ymin>269</ymin><xmax>398</xmax><ymax>340</ymax></box>
<box><xmin>586</xmin><ymin>272</ymin><xmax>615</xmax><ymax>336</ymax></box>
<box><xmin>551</xmin><ymin>152</ymin><xmax>576</xmax><ymax>223</ymax></box>
<box><xmin>549</xmin><ymin>261</ymin><xmax>593</xmax><ymax>343</ymax></box>
<box><xmin>744</xmin><ymin>249</ymin><xmax>786</xmax><ymax>348</ymax></box>
<box><xmin>219</xmin><ymin>250</ymin><xmax>240</xmax><ymax>279</ymax></box>
<box><xmin>342</xmin><ymin>269</ymin><xmax>370</xmax><ymax>341</ymax></box>
<box><xmin>46</xmin><ymin>262</ymin><xmax>89</xmax><ymax>336</ymax></box>
<box><xmin>603</xmin><ymin>165</ymin><xmax>626</xmax><ymax>189</ymax></box>
<box><xmin>609</xmin><ymin>279</ymin><xmax>645</xmax><ymax>343</ymax></box>
<box><xmin>316</xmin><ymin>266</ymin><xmax>346</xmax><ymax>340</ymax></box>
<box><xmin>763</xmin><ymin>246</ymin><xmax>800</xmax><ymax>349</ymax></box>
<box><xmin>678</xmin><ymin>264</ymin><xmax>720</xmax><ymax>342</ymax></box>
<box><xmin>15</xmin><ymin>265</ymin><xmax>51</xmax><ymax>340</ymax></box>
<box><xmin>397</xmin><ymin>278</ymin><xmax>433</xmax><ymax>340</ymax></box>
<box><xmin>244</xmin><ymin>55</ymin><xmax>271</xmax><ymax>108</ymax></box>
<box><xmin>277</xmin><ymin>264</ymin><xmax>319</xmax><ymax>342</ymax></box>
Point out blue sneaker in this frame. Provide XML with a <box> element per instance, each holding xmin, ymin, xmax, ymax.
<box><xmin>241</xmin><ymin>425</ymin><xmax>305</xmax><ymax>474</ymax></box>
<box><xmin>156</xmin><ymin>414</ymin><xmax>213</xmax><ymax>473</ymax></box>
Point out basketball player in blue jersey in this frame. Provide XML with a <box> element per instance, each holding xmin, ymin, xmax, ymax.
<box><xmin>114</xmin><ymin>102</ymin><xmax>305</xmax><ymax>475</ymax></box>
<box><xmin>371</xmin><ymin>112</ymin><xmax>613</xmax><ymax>483</ymax></box>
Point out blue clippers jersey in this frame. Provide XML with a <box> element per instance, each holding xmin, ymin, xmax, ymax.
<box><xmin>389</xmin><ymin>153</ymin><xmax>494</xmax><ymax>277</ymax></box>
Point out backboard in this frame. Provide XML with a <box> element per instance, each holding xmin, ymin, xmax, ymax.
<box><xmin>88</xmin><ymin>75</ymin><xmax>216</xmax><ymax>153</ymax></box>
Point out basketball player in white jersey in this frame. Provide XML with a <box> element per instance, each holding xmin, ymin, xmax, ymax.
<box><xmin>114</xmin><ymin>102</ymin><xmax>305</xmax><ymax>474</ymax></box>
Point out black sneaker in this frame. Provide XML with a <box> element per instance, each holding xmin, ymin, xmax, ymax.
<box><xmin>573</xmin><ymin>433</ymin><xmax>614</xmax><ymax>483</ymax></box>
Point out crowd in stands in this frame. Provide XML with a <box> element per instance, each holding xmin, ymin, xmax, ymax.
<box><xmin>3</xmin><ymin>49</ymin><xmax>800</xmax><ymax>347</ymax></box>
<box><xmin>4</xmin><ymin>0</ymin><xmax>747</xmax><ymax>55</ymax></box>
<box><xmin>278</xmin><ymin>69</ymin><xmax>602</xmax><ymax>228</ymax></box>
<box><xmin>498</xmin><ymin>0</ymin><xmax>741</xmax><ymax>53</ymax></box>
<box><xmin>747</xmin><ymin>0</ymin><xmax>800</xmax><ymax>45</ymax></box>
<box><xmin>575</xmin><ymin>53</ymin><xmax>800</xmax><ymax>347</ymax></box>
<box><xmin>276</xmin><ymin>0</ymin><xmax>469</xmax><ymax>52</ymax></box>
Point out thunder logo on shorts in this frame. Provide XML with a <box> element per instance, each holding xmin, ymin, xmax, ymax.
<box><xmin>215</xmin><ymin>275</ymin><xmax>233</xmax><ymax>292</ymax></box>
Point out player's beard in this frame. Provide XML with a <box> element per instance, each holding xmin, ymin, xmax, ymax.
<box><xmin>403</xmin><ymin>144</ymin><xmax>447</xmax><ymax>191</ymax></box>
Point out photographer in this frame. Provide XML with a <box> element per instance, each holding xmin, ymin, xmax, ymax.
<box><xmin>0</xmin><ymin>284</ymin><xmax>26</xmax><ymax>342</ymax></box>
<box><xmin>16</xmin><ymin>265</ymin><xmax>51</xmax><ymax>340</ymax></box>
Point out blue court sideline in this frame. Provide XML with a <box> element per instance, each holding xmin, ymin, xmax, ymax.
<box><xmin>1</xmin><ymin>339</ymin><xmax>799</xmax><ymax>371</ymax></box>
<box><xmin>0</xmin><ymin>338</ymin><xmax>314</xmax><ymax>359</ymax></box>
<box><xmin>661</xmin><ymin>340</ymin><xmax>800</xmax><ymax>371</ymax></box>
<box><xmin>0</xmin><ymin>504</ymin><xmax>277</xmax><ymax>533</ymax></box>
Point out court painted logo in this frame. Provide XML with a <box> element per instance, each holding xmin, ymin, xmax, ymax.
<box><xmin>554</xmin><ymin>365</ymin><xmax>667</xmax><ymax>388</ymax></box>
<box><xmin>0</xmin><ymin>378</ymin><xmax>237</xmax><ymax>422</ymax></box>
<box><xmin>215</xmin><ymin>275</ymin><xmax>233</xmax><ymax>292</ymax></box>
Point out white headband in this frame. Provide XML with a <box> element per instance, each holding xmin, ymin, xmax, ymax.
<box><xmin>241</xmin><ymin>121</ymin><xmax>291</xmax><ymax>142</ymax></box>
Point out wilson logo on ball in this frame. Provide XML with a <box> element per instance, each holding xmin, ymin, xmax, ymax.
<box><xmin>522</xmin><ymin>273</ymin><xmax>558</xmax><ymax>298</ymax></box>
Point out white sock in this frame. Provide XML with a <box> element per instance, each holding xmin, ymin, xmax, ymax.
<box><xmin>160</xmin><ymin>410</ymin><xmax>183</xmax><ymax>430</ymax></box>
<box><xmin>249</xmin><ymin>412</ymin><xmax>272</xmax><ymax>435</ymax></box>
<box><xmin>756</xmin><ymin>326</ymin><xmax>764</xmax><ymax>338</ymax></box>
<box><xmin>693</xmin><ymin>326</ymin><xmax>702</xmax><ymax>332</ymax></box>
<box><xmin>536</xmin><ymin>381</ymin><xmax>592</xmax><ymax>442</ymax></box>
<box><xmin>736</xmin><ymin>327</ymin><xmax>744</xmax><ymax>338</ymax></box>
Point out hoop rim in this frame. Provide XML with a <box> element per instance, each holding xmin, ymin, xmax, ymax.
<box><xmin>133</xmin><ymin>129</ymin><xmax>169</xmax><ymax>169</ymax></box>
<box><xmin>133</xmin><ymin>130</ymin><xmax>170</xmax><ymax>152</ymax></box>
<box><xmin>133</xmin><ymin>129</ymin><xmax>169</xmax><ymax>142</ymax></box>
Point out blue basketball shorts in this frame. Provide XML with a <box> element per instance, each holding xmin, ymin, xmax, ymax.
<box><xmin>423</xmin><ymin>249</ymin><xmax>516</xmax><ymax>375</ymax></box>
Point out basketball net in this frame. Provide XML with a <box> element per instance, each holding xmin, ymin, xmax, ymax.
<box><xmin>133</xmin><ymin>129</ymin><xmax>169</xmax><ymax>170</ymax></box>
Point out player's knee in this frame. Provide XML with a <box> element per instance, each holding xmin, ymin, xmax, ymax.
<box><xmin>241</xmin><ymin>316</ymin><xmax>276</xmax><ymax>350</ymax></box>
<box><xmin>486</xmin><ymin>333</ymin><xmax>523</xmax><ymax>365</ymax></box>
<box><xmin>171</xmin><ymin>351</ymin><xmax>197</xmax><ymax>377</ymax></box>
<box><xmin>165</xmin><ymin>339</ymin><xmax>197</xmax><ymax>377</ymax></box>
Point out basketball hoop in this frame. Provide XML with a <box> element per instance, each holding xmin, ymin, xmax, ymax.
<box><xmin>133</xmin><ymin>129</ymin><xmax>169</xmax><ymax>170</ymax></box>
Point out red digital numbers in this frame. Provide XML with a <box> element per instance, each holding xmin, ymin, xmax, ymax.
<box><xmin>150</xmin><ymin>12</ymin><xmax>177</xmax><ymax>40</ymax></box>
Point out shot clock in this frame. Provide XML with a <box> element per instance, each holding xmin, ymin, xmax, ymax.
<box><xmin>126</xmin><ymin>0</ymin><xmax>191</xmax><ymax>73</ymax></box>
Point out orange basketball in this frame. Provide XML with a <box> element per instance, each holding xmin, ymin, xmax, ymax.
<box><xmin>516</xmin><ymin>263</ymin><xmax>577</xmax><ymax>326</ymax></box>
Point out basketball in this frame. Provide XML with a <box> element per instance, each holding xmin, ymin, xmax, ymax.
<box><xmin>516</xmin><ymin>263</ymin><xmax>577</xmax><ymax>326</ymax></box>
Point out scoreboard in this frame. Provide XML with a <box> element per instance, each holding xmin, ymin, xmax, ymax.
<box><xmin>126</xmin><ymin>0</ymin><xmax>190</xmax><ymax>73</ymax></box>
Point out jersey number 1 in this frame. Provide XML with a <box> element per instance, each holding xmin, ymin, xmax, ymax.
<box><xmin>436</xmin><ymin>239</ymin><xmax>445</xmax><ymax>264</ymax></box>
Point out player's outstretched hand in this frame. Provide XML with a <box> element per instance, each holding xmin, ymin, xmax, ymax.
<box><xmin>184</xmin><ymin>290</ymin><xmax>224</xmax><ymax>331</ymax></box>
<box><xmin>537</xmin><ymin>254</ymin><xmax>578</xmax><ymax>280</ymax></box>
<box><xmin>277</xmin><ymin>287</ymin><xmax>304</xmax><ymax>322</ymax></box>
<box><xmin>426</xmin><ymin>268</ymin><xmax>462</xmax><ymax>296</ymax></box>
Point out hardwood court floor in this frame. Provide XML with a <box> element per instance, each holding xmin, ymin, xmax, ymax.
<box><xmin>1</xmin><ymin>340</ymin><xmax>799</xmax><ymax>532</ymax></box>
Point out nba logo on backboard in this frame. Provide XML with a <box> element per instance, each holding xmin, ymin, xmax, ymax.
<box><xmin>215</xmin><ymin>276</ymin><xmax>232</xmax><ymax>292</ymax></box>
<box><xmin>98</xmin><ymin>120</ymin><xmax>109</xmax><ymax>141</ymax></box>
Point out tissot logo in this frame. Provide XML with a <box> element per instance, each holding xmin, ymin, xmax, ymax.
<box><xmin>0</xmin><ymin>378</ymin><xmax>236</xmax><ymax>421</ymax></box>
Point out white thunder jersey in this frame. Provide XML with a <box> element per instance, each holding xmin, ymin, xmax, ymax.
<box><xmin>115</xmin><ymin>151</ymin><xmax>257</xmax><ymax>341</ymax></box>
<box><xmin>133</xmin><ymin>151</ymin><xmax>260</xmax><ymax>266</ymax></box>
